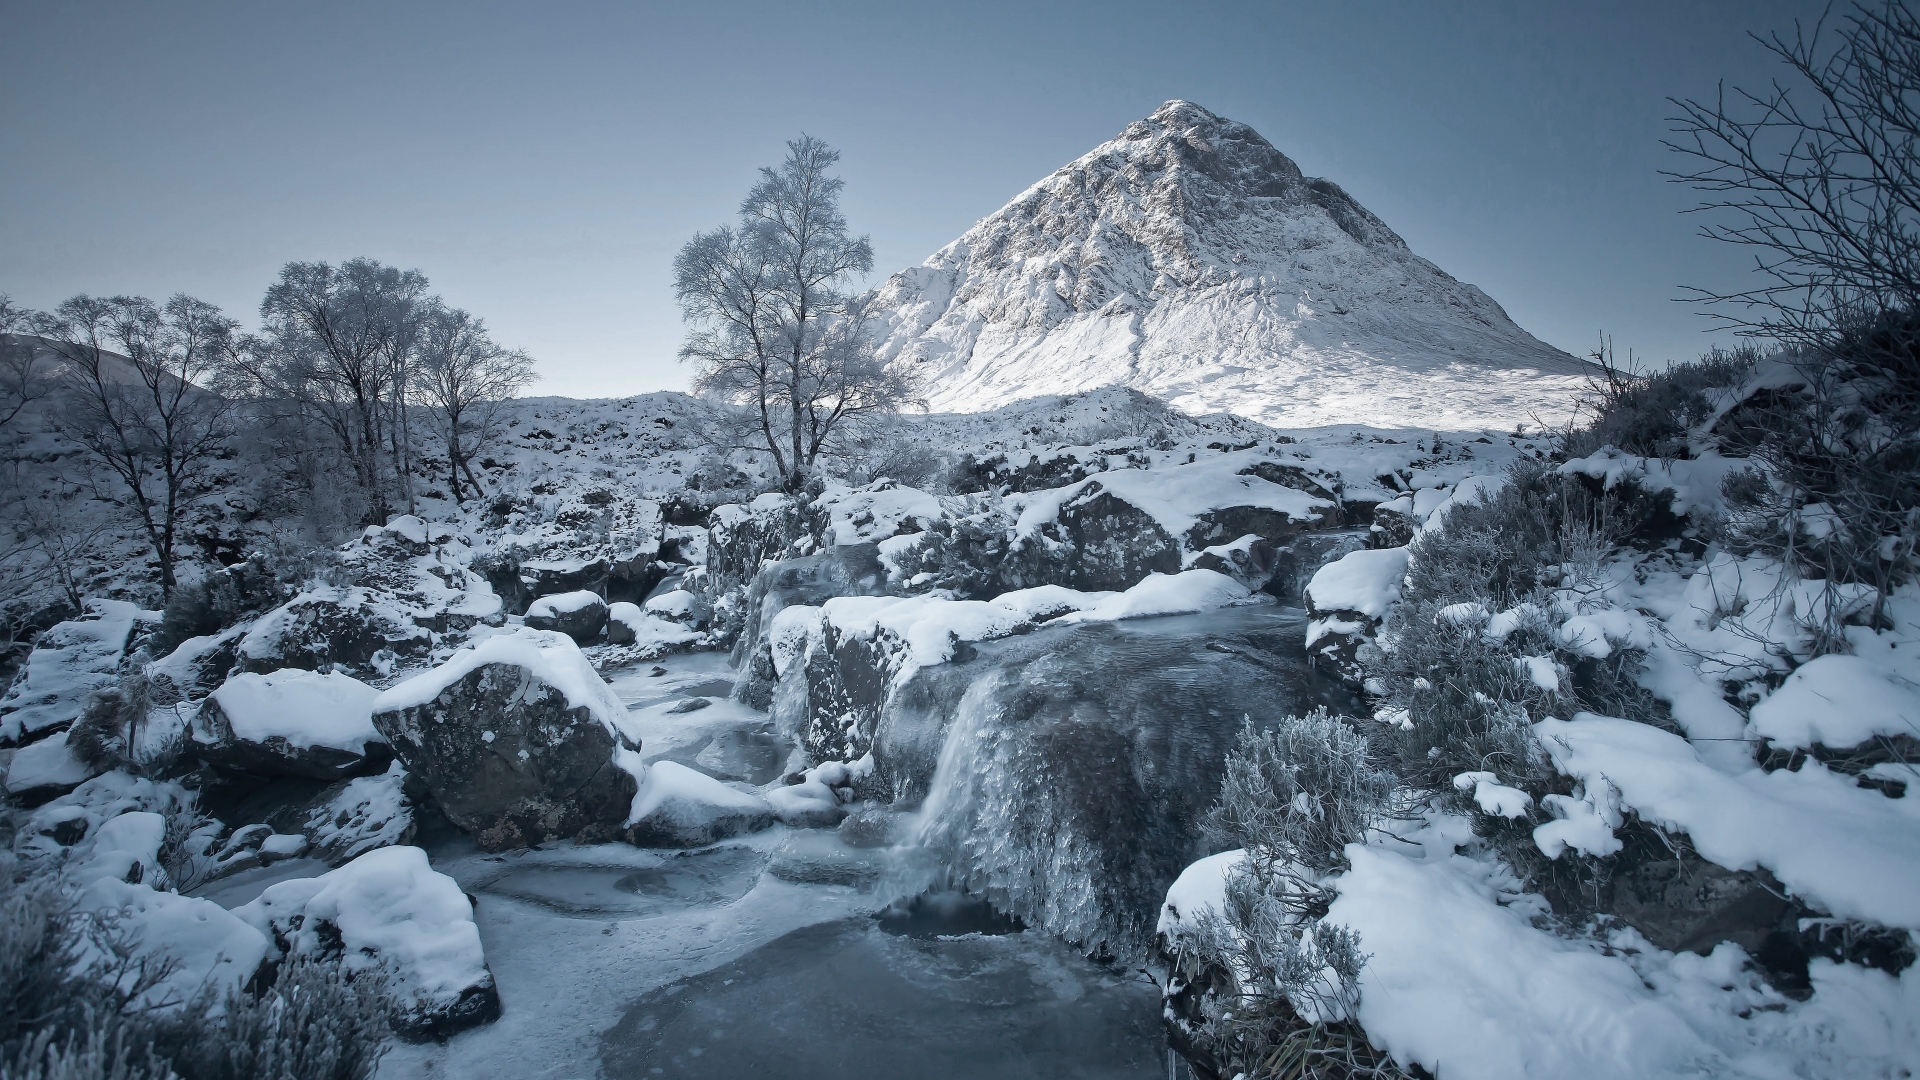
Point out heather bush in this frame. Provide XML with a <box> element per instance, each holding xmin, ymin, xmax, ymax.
<box><xmin>1171</xmin><ymin>713</ymin><xmax>1403</xmax><ymax>1080</ymax></box>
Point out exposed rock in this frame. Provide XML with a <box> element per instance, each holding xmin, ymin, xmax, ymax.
<box><xmin>524</xmin><ymin>589</ymin><xmax>609</xmax><ymax>643</ymax></box>
<box><xmin>235</xmin><ymin>587</ymin><xmax>430</xmax><ymax>676</ymax></box>
<box><xmin>1369</xmin><ymin>495</ymin><xmax>1419</xmax><ymax>549</ymax></box>
<box><xmin>370</xmin><ymin>628</ymin><xmax>640</xmax><ymax>851</ymax></box>
<box><xmin>294</xmin><ymin>761</ymin><xmax>417</xmax><ymax>866</ymax></box>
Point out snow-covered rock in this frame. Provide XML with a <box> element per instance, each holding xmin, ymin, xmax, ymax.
<box><xmin>1748</xmin><ymin>653</ymin><xmax>1920</xmax><ymax>751</ymax></box>
<box><xmin>605</xmin><ymin>601</ymin><xmax>702</xmax><ymax>653</ymax></box>
<box><xmin>0</xmin><ymin>600</ymin><xmax>154</xmax><ymax>744</ymax></box>
<box><xmin>523</xmin><ymin>589</ymin><xmax>608</xmax><ymax>643</ymax></box>
<box><xmin>1304</xmin><ymin>546</ymin><xmax>1411</xmax><ymax>683</ymax></box>
<box><xmin>236</xmin><ymin>585</ymin><xmax>430</xmax><ymax>675</ymax></box>
<box><xmin>300</xmin><ymin>760</ymin><xmax>416</xmax><ymax>866</ymax></box>
<box><xmin>193</xmin><ymin>668</ymin><xmax>388</xmax><ymax>779</ymax></box>
<box><xmin>237</xmin><ymin>845</ymin><xmax>500</xmax><ymax>1040</ymax></box>
<box><xmin>370</xmin><ymin>628</ymin><xmax>641</xmax><ymax>850</ymax></box>
<box><xmin>617</xmin><ymin>757</ymin><xmax>774</xmax><ymax>847</ymax></box>
<box><xmin>2</xmin><ymin>727</ymin><xmax>96</xmax><ymax>799</ymax></box>
<box><xmin>868</xmin><ymin>100</ymin><xmax>1587</xmax><ymax>429</ymax></box>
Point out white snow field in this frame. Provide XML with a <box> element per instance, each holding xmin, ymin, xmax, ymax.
<box><xmin>868</xmin><ymin>100</ymin><xmax>1591</xmax><ymax>430</ymax></box>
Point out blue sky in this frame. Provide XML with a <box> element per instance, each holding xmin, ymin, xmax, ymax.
<box><xmin>2</xmin><ymin>0</ymin><xmax>1830</xmax><ymax>398</ymax></box>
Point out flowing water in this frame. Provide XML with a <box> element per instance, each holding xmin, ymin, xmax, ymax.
<box><xmin>363</xmin><ymin>605</ymin><xmax>1338</xmax><ymax>1078</ymax></box>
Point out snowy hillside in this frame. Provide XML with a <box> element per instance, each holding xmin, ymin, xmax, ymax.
<box><xmin>869</xmin><ymin>100</ymin><xmax>1591</xmax><ymax>429</ymax></box>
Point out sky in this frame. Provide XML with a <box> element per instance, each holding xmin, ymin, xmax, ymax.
<box><xmin>2</xmin><ymin>0</ymin><xmax>1835</xmax><ymax>399</ymax></box>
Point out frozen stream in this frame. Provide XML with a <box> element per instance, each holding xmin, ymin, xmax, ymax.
<box><xmin>268</xmin><ymin>650</ymin><xmax>1172</xmax><ymax>1079</ymax></box>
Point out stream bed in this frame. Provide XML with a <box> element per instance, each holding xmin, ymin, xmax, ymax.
<box><xmin>356</xmin><ymin>649</ymin><xmax>1169</xmax><ymax>1080</ymax></box>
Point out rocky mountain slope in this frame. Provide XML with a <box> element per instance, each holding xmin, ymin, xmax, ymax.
<box><xmin>869</xmin><ymin>100</ymin><xmax>1591</xmax><ymax>429</ymax></box>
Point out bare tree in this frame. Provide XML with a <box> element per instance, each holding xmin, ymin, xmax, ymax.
<box><xmin>1668</xmin><ymin>0</ymin><xmax>1920</xmax><ymax>627</ymax></box>
<box><xmin>31</xmin><ymin>294</ymin><xmax>242</xmax><ymax>599</ymax></box>
<box><xmin>413</xmin><ymin>303</ymin><xmax>536</xmax><ymax>504</ymax></box>
<box><xmin>256</xmin><ymin>258</ymin><xmax>428</xmax><ymax>524</ymax></box>
<box><xmin>675</xmin><ymin>135</ymin><xmax>919</xmax><ymax>490</ymax></box>
<box><xmin>1666</xmin><ymin>0</ymin><xmax>1920</xmax><ymax>339</ymax></box>
<box><xmin>0</xmin><ymin>295</ymin><xmax>50</xmax><ymax>433</ymax></box>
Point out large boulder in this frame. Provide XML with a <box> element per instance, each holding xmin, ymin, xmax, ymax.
<box><xmin>370</xmin><ymin>628</ymin><xmax>642</xmax><ymax>851</ymax></box>
<box><xmin>235</xmin><ymin>587</ymin><xmax>430</xmax><ymax>676</ymax></box>
<box><xmin>523</xmin><ymin>589</ymin><xmax>608</xmax><ymax>643</ymax></box>
<box><xmin>193</xmin><ymin>669</ymin><xmax>389</xmax><ymax>780</ymax></box>
<box><xmin>237</xmin><ymin>845</ymin><xmax>501</xmax><ymax>1041</ymax></box>
<box><xmin>283</xmin><ymin>761</ymin><xmax>416</xmax><ymax>867</ymax></box>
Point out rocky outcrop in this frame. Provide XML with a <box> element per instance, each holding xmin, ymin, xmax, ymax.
<box><xmin>235</xmin><ymin>587</ymin><xmax>431</xmax><ymax>676</ymax></box>
<box><xmin>524</xmin><ymin>590</ymin><xmax>609</xmax><ymax>643</ymax></box>
<box><xmin>370</xmin><ymin>629</ymin><xmax>641</xmax><ymax>851</ymax></box>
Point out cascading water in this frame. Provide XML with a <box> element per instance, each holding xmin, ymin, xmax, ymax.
<box><xmin>883</xmin><ymin>606</ymin><xmax>1361</xmax><ymax>953</ymax></box>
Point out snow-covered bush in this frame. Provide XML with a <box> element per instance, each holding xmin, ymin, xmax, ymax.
<box><xmin>1567</xmin><ymin>344</ymin><xmax>1755</xmax><ymax>460</ymax></box>
<box><xmin>1168</xmin><ymin>713</ymin><xmax>1403</xmax><ymax>1080</ymax></box>
<box><xmin>0</xmin><ymin>855</ymin><xmax>392</xmax><ymax>1080</ymax></box>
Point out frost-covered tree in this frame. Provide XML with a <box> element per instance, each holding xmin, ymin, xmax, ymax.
<box><xmin>0</xmin><ymin>295</ymin><xmax>50</xmax><ymax>434</ymax></box>
<box><xmin>413</xmin><ymin>304</ymin><xmax>536</xmax><ymax>504</ymax></box>
<box><xmin>675</xmin><ymin>135</ymin><xmax>919</xmax><ymax>490</ymax></box>
<box><xmin>32</xmin><ymin>294</ymin><xmax>243</xmax><ymax>600</ymax></box>
<box><xmin>256</xmin><ymin>259</ymin><xmax>428</xmax><ymax>525</ymax></box>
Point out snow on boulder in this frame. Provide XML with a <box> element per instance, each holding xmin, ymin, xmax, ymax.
<box><xmin>236</xmin><ymin>585</ymin><xmax>430</xmax><ymax>675</ymax></box>
<box><xmin>194</xmin><ymin>669</ymin><xmax>388</xmax><ymax>780</ymax></box>
<box><xmin>0</xmin><ymin>599</ymin><xmax>154</xmax><ymax>744</ymax></box>
<box><xmin>1536</xmin><ymin>713</ymin><xmax>1920</xmax><ymax>929</ymax></box>
<box><xmin>79</xmin><ymin>878</ymin><xmax>270</xmax><ymax>1012</ymax></box>
<box><xmin>814</xmin><ymin>480</ymin><xmax>945</xmax><ymax>547</ymax></box>
<box><xmin>606</xmin><ymin>601</ymin><xmax>701</xmax><ymax>653</ymax></box>
<box><xmin>1156</xmin><ymin>848</ymin><xmax>1245</xmax><ymax>948</ymax></box>
<box><xmin>300</xmin><ymin>761</ymin><xmax>416</xmax><ymax>866</ymax></box>
<box><xmin>642</xmin><ymin>589</ymin><xmax>698</xmax><ymax>621</ymax></box>
<box><xmin>523</xmin><ymin>589</ymin><xmax>608</xmax><ymax>643</ymax></box>
<box><xmin>371</xmin><ymin>627</ymin><xmax>641</xmax><ymax>851</ymax></box>
<box><xmin>617</xmin><ymin>756</ymin><xmax>774</xmax><ymax>847</ymax></box>
<box><xmin>1304</xmin><ymin>546</ymin><xmax>1411</xmax><ymax>684</ymax></box>
<box><xmin>237</xmin><ymin>845</ymin><xmax>500</xmax><ymax>1041</ymax></box>
<box><xmin>2</xmin><ymin>727</ymin><xmax>97</xmax><ymax>800</ymax></box>
<box><xmin>1748</xmin><ymin>654</ymin><xmax>1920</xmax><ymax>751</ymax></box>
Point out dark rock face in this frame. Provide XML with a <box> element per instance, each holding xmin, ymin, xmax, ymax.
<box><xmin>1609</xmin><ymin>855</ymin><xmax>1795</xmax><ymax>957</ymax></box>
<box><xmin>237</xmin><ymin>594</ymin><xmax>429</xmax><ymax>675</ymax></box>
<box><xmin>194</xmin><ymin>694</ymin><xmax>391</xmax><ymax>781</ymax></box>
<box><xmin>371</xmin><ymin>663</ymin><xmax>639</xmax><ymax>851</ymax></box>
<box><xmin>1055</xmin><ymin>487</ymin><xmax>1182</xmax><ymax>591</ymax></box>
<box><xmin>395</xmin><ymin>981</ymin><xmax>504</xmax><ymax>1043</ymax></box>
<box><xmin>524</xmin><ymin>593</ymin><xmax>609</xmax><ymax>644</ymax></box>
<box><xmin>729</xmin><ymin>552</ymin><xmax>877</xmax><ymax>710</ymax></box>
<box><xmin>1369</xmin><ymin>502</ymin><xmax>1419</xmax><ymax>549</ymax></box>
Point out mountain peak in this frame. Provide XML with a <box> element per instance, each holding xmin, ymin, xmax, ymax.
<box><xmin>867</xmin><ymin>104</ymin><xmax>1587</xmax><ymax>429</ymax></box>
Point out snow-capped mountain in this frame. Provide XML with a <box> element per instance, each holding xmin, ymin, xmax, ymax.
<box><xmin>870</xmin><ymin>100</ymin><xmax>1590</xmax><ymax>430</ymax></box>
